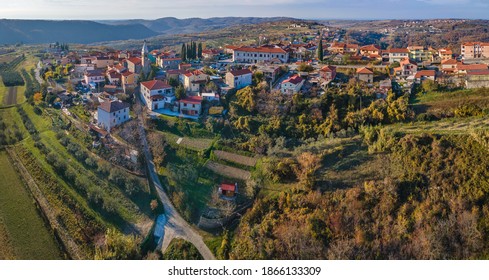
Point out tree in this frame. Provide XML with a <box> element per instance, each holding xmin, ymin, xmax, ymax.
<box><xmin>317</xmin><ymin>39</ymin><xmax>324</xmax><ymax>61</ymax></box>
<box><xmin>175</xmin><ymin>85</ymin><xmax>186</xmax><ymax>100</ymax></box>
<box><xmin>181</xmin><ymin>43</ymin><xmax>187</xmax><ymax>61</ymax></box>
<box><xmin>197</xmin><ymin>42</ymin><xmax>203</xmax><ymax>59</ymax></box>
<box><xmin>235</xmin><ymin>86</ymin><xmax>256</xmax><ymax>113</ymax></box>
<box><xmin>33</xmin><ymin>92</ymin><xmax>43</xmax><ymax>104</ymax></box>
<box><xmin>95</xmin><ymin>228</ymin><xmax>141</xmax><ymax>260</ymax></box>
<box><xmin>297</xmin><ymin>63</ymin><xmax>314</xmax><ymax>72</ymax></box>
<box><xmin>294</xmin><ymin>152</ymin><xmax>321</xmax><ymax>189</ymax></box>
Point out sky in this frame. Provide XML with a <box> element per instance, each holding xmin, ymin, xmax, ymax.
<box><xmin>0</xmin><ymin>0</ymin><xmax>488</xmax><ymax>20</ymax></box>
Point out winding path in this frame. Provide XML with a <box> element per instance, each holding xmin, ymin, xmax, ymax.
<box><xmin>134</xmin><ymin>95</ymin><xmax>215</xmax><ymax>260</ymax></box>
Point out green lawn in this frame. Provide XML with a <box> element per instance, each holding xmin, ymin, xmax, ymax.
<box><xmin>0</xmin><ymin>150</ymin><xmax>62</xmax><ymax>259</ymax></box>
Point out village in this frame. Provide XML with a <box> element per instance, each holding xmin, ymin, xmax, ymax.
<box><xmin>38</xmin><ymin>36</ymin><xmax>489</xmax><ymax>134</ymax></box>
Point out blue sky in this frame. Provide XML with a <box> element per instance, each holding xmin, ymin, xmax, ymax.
<box><xmin>1</xmin><ymin>0</ymin><xmax>488</xmax><ymax>20</ymax></box>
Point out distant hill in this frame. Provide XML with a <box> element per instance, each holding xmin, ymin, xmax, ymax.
<box><xmin>100</xmin><ymin>17</ymin><xmax>296</xmax><ymax>34</ymax></box>
<box><xmin>0</xmin><ymin>20</ymin><xmax>158</xmax><ymax>44</ymax></box>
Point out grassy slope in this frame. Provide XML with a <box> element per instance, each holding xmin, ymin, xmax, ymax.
<box><xmin>411</xmin><ymin>88</ymin><xmax>489</xmax><ymax>115</ymax></box>
<box><xmin>0</xmin><ymin>217</ymin><xmax>16</xmax><ymax>259</ymax></box>
<box><xmin>0</xmin><ymin>151</ymin><xmax>62</xmax><ymax>259</ymax></box>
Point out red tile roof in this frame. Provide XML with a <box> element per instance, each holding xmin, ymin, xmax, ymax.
<box><xmin>400</xmin><ymin>57</ymin><xmax>417</xmax><ymax>66</ymax></box>
<box><xmin>320</xmin><ymin>65</ymin><xmax>336</xmax><ymax>72</ymax></box>
<box><xmin>415</xmin><ymin>70</ymin><xmax>436</xmax><ymax>78</ymax></box>
<box><xmin>140</xmin><ymin>80</ymin><xmax>172</xmax><ymax>90</ymax></box>
<box><xmin>357</xmin><ymin>67</ymin><xmax>374</xmax><ymax>74</ymax></box>
<box><xmin>441</xmin><ymin>59</ymin><xmax>458</xmax><ymax>65</ymax></box>
<box><xmin>360</xmin><ymin>44</ymin><xmax>381</xmax><ymax>52</ymax></box>
<box><xmin>235</xmin><ymin>46</ymin><xmax>287</xmax><ymax>54</ymax></box>
<box><xmin>388</xmin><ymin>48</ymin><xmax>409</xmax><ymax>53</ymax></box>
<box><xmin>121</xmin><ymin>71</ymin><xmax>134</xmax><ymax>77</ymax></box>
<box><xmin>282</xmin><ymin>75</ymin><xmax>303</xmax><ymax>85</ymax></box>
<box><xmin>457</xmin><ymin>64</ymin><xmax>488</xmax><ymax>71</ymax></box>
<box><xmin>220</xmin><ymin>183</ymin><xmax>236</xmax><ymax>192</ymax></box>
<box><xmin>180</xmin><ymin>96</ymin><xmax>203</xmax><ymax>104</ymax></box>
<box><xmin>229</xmin><ymin>69</ymin><xmax>252</xmax><ymax>76</ymax></box>
<box><xmin>127</xmin><ymin>57</ymin><xmax>142</xmax><ymax>65</ymax></box>
<box><xmin>183</xmin><ymin>70</ymin><xmax>204</xmax><ymax>77</ymax></box>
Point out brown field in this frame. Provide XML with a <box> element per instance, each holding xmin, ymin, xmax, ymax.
<box><xmin>3</xmin><ymin>87</ymin><xmax>17</xmax><ymax>106</ymax></box>
<box><xmin>213</xmin><ymin>150</ymin><xmax>257</xmax><ymax>167</ymax></box>
<box><xmin>204</xmin><ymin>161</ymin><xmax>251</xmax><ymax>181</ymax></box>
<box><xmin>179</xmin><ymin>137</ymin><xmax>213</xmax><ymax>151</ymax></box>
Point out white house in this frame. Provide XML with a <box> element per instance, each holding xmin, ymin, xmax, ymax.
<box><xmin>388</xmin><ymin>48</ymin><xmax>410</xmax><ymax>63</ymax></box>
<box><xmin>179</xmin><ymin>96</ymin><xmax>203</xmax><ymax>116</ymax></box>
<box><xmin>226</xmin><ymin>69</ymin><xmax>253</xmax><ymax>89</ymax></box>
<box><xmin>281</xmin><ymin>75</ymin><xmax>304</xmax><ymax>94</ymax></box>
<box><xmin>84</xmin><ymin>69</ymin><xmax>105</xmax><ymax>85</ymax></box>
<box><xmin>233</xmin><ymin>46</ymin><xmax>289</xmax><ymax>64</ymax></box>
<box><xmin>97</xmin><ymin>100</ymin><xmax>130</xmax><ymax>131</ymax></box>
<box><xmin>140</xmin><ymin>80</ymin><xmax>175</xmax><ymax>111</ymax></box>
<box><xmin>180</xmin><ymin>70</ymin><xmax>208</xmax><ymax>93</ymax></box>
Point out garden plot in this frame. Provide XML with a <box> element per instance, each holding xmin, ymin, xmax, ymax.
<box><xmin>204</xmin><ymin>161</ymin><xmax>251</xmax><ymax>181</ymax></box>
<box><xmin>213</xmin><ymin>150</ymin><xmax>257</xmax><ymax>167</ymax></box>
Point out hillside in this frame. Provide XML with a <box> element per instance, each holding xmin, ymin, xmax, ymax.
<box><xmin>0</xmin><ymin>20</ymin><xmax>158</xmax><ymax>44</ymax></box>
<box><xmin>101</xmin><ymin>17</ymin><xmax>296</xmax><ymax>34</ymax></box>
<box><xmin>324</xmin><ymin>19</ymin><xmax>489</xmax><ymax>51</ymax></box>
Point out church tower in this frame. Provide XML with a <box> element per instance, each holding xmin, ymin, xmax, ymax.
<box><xmin>142</xmin><ymin>40</ymin><xmax>148</xmax><ymax>68</ymax></box>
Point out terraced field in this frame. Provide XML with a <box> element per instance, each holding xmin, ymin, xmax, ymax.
<box><xmin>213</xmin><ymin>150</ymin><xmax>257</xmax><ymax>167</ymax></box>
<box><xmin>204</xmin><ymin>161</ymin><xmax>251</xmax><ymax>180</ymax></box>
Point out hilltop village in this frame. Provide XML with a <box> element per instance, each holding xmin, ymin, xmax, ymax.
<box><xmin>38</xmin><ymin>36</ymin><xmax>489</xmax><ymax>132</ymax></box>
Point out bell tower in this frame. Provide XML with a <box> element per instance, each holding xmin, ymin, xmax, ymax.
<box><xmin>142</xmin><ymin>40</ymin><xmax>148</xmax><ymax>69</ymax></box>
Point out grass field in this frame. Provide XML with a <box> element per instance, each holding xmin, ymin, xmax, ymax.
<box><xmin>213</xmin><ymin>150</ymin><xmax>257</xmax><ymax>167</ymax></box>
<box><xmin>204</xmin><ymin>161</ymin><xmax>251</xmax><ymax>180</ymax></box>
<box><xmin>0</xmin><ymin>217</ymin><xmax>15</xmax><ymax>259</ymax></box>
<box><xmin>0</xmin><ymin>150</ymin><xmax>62</xmax><ymax>259</ymax></box>
<box><xmin>389</xmin><ymin>115</ymin><xmax>489</xmax><ymax>135</ymax></box>
<box><xmin>0</xmin><ymin>77</ymin><xmax>6</xmax><ymax>105</ymax></box>
<box><xmin>410</xmin><ymin>88</ymin><xmax>489</xmax><ymax>115</ymax></box>
<box><xmin>0</xmin><ymin>107</ymin><xmax>28</xmax><ymax>144</ymax></box>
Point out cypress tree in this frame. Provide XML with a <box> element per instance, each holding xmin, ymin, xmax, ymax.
<box><xmin>317</xmin><ymin>40</ymin><xmax>323</xmax><ymax>62</ymax></box>
<box><xmin>181</xmin><ymin>43</ymin><xmax>186</xmax><ymax>61</ymax></box>
<box><xmin>198</xmin><ymin>42</ymin><xmax>202</xmax><ymax>59</ymax></box>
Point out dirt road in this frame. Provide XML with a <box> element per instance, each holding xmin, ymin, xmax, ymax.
<box><xmin>4</xmin><ymin>87</ymin><xmax>17</xmax><ymax>105</ymax></box>
<box><xmin>134</xmin><ymin>96</ymin><xmax>216</xmax><ymax>260</ymax></box>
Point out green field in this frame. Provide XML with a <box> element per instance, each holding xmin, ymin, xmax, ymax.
<box><xmin>0</xmin><ymin>150</ymin><xmax>62</xmax><ymax>259</ymax></box>
<box><xmin>411</xmin><ymin>88</ymin><xmax>489</xmax><ymax>116</ymax></box>
<box><xmin>0</xmin><ymin>77</ymin><xmax>6</xmax><ymax>105</ymax></box>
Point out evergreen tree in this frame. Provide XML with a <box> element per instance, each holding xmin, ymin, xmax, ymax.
<box><xmin>317</xmin><ymin>40</ymin><xmax>323</xmax><ymax>62</ymax></box>
<box><xmin>181</xmin><ymin>43</ymin><xmax>186</xmax><ymax>61</ymax></box>
<box><xmin>197</xmin><ymin>42</ymin><xmax>203</xmax><ymax>59</ymax></box>
<box><xmin>187</xmin><ymin>44</ymin><xmax>192</xmax><ymax>60</ymax></box>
